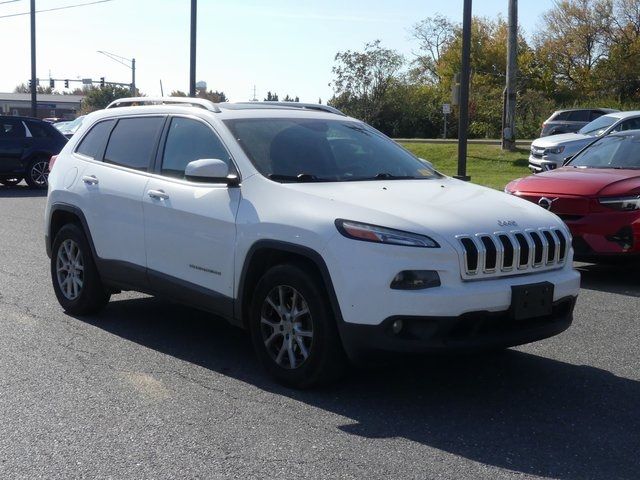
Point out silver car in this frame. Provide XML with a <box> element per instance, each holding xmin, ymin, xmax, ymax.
<box><xmin>529</xmin><ymin>111</ymin><xmax>640</xmax><ymax>172</ymax></box>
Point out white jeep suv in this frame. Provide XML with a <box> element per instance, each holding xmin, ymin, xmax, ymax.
<box><xmin>45</xmin><ymin>98</ymin><xmax>580</xmax><ymax>387</ymax></box>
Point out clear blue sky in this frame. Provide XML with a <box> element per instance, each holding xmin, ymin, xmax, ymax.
<box><xmin>0</xmin><ymin>0</ymin><xmax>555</xmax><ymax>102</ymax></box>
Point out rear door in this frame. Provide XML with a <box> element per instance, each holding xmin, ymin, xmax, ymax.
<box><xmin>0</xmin><ymin>119</ymin><xmax>29</xmax><ymax>174</ymax></box>
<box><xmin>77</xmin><ymin>116</ymin><xmax>165</xmax><ymax>279</ymax></box>
<box><xmin>142</xmin><ymin>115</ymin><xmax>240</xmax><ymax>312</ymax></box>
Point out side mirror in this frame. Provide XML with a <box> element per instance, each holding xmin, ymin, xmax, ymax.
<box><xmin>185</xmin><ymin>159</ymin><xmax>238</xmax><ymax>185</ymax></box>
<box><xmin>419</xmin><ymin>158</ymin><xmax>435</xmax><ymax>170</ymax></box>
<box><xmin>562</xmin><ymin>155</ymin><xmax>573</xmax><ymax>166</ymax></box>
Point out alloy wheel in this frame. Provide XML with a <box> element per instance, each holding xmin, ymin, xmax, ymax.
<box><xmin>56</xmin><ymin>239</ymin><xmax>84</xmax><ymax>300</ymax></box>
<box><xmin>30</xmin><ymin>160</ymin><xmax>49</xmax><ymax>187</ymax></box>
<box><xmin>260</xmin><ymin>285</ymin><xmax>313</xmax><ymax>369</ymax></box>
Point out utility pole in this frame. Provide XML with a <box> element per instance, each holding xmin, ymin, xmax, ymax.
<box><xmin>30</xmin><ymin>0</ymin><xmax>37</xmax><ymax>117</ymax></box>
<box><xmin>189</xmin><ymin>0</ymin><xmax>197</xmax><ymax>97</ymax></box>
<box><xmin>131</xmin><ymin>58</ymin><xmax>136</xmax><ymax>95</ymax></box>
<box><xmin>502</xmin><ymin>0</ymin><xmax>518</xmax><ymax>151</ymax></box>
<box><xmin>97</xmin><ymin>51</ymin><xmax>136</xmax><ymax>94</ymax></box>
<box><xmin>455</xmin><ymin>0</ymin><xmax>472</xmax><ymax>181</ymax></box>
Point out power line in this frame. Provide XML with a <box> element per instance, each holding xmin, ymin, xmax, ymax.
<box><xmin>0</xmin><ymin>0</ymin><xmax>113</xmax><ymax>19</ymax></box>
<box><xmin>0</xmin><ymin>0</ymin><xmax>22</xmax><ymax>5</ymax></box>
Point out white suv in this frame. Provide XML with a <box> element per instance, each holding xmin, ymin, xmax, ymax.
<box><xmin>45</xmin><ymin>98</ymin><xmax>580</xmax><ymax>387</ymax></box>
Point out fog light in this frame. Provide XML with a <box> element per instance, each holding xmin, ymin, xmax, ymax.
<box><xmin>390</xmin><ymin>270</ymin><xmax>441</xmax><ymax>290</ymax></box>
<box><xmin>392</xmin><ymin>319</ymin><xmax>404</xmax><ymax>334</ymax></box>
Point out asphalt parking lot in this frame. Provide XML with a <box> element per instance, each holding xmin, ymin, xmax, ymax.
<box><xmin>0</xmin><ymin>185</ymin><xmax>638</xmax><ymax>479</ymax></box>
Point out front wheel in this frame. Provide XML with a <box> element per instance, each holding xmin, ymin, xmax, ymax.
<box><xmin>249</xmin><ymin>264</ymin><xmax>347</xmax><ymax>388</ymax></box>
<box><xmin>25</xmin><ymin>157</ymin><xmax>50</xmax><ymax>189</ymax></box>
<box><xmin>51</xmin><ymin>224</ymin><xmax>110</xmax><ymax>315</ymax></box>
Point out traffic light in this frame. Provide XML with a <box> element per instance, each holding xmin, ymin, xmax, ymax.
<box><xmin>28</xmin><ymin>79</ymin><xmax>31</xmax><ymax>89</ymax></box>
<box><xmin>49</xmin><ymin>78</ymin><xmax>55</xmax><ymax>89</ymax></box>
<box><xmin>100</xmin><ymin>77</ymin><xmax>105</xmax><ymax>88</ymax></box>
<box><xmin>64</xmin><ymin>79</ymin><xmax>69</xmax><ymax>88</ymax></box>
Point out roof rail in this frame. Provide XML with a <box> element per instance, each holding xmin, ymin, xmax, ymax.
<box><xmin>105</xmin><ymin>97</ymin><xmax>221</xmax><ymax>113</ymax></box>
<box><xmin>223</xmin><ymin>102</ymin><xmax>346</xmax><ymax>116</ymax></box>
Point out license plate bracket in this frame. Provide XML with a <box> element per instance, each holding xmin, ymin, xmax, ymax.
<box><xmin>510</xmin><ymin>282</ymin><xmax>554</xmax><ymax>321</ymax></box>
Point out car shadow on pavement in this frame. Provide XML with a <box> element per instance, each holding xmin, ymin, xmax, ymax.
<box><xmin>84</xmin><ymin>296</ymin><xmax>640</xmax><ymax>480</ymax></box>
<box><xmin>0</xmin><ymin>185</ymin><xmax>47</xmax><ymax>198</ymax></box>
<box><xmin>575</xmin><ymin>262</ymin><xmax>640</xmax><ymax>297</ymax></box>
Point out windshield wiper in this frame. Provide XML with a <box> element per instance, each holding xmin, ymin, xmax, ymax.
<box><xmin>372</xmin><ymin>173</ymin><xmax>420</xmax><ymax>180</ymax></box>
<box><xmin>268</xmin><ymin>173</ymin><xmax>325</xmax><ymax>182</ymax></box>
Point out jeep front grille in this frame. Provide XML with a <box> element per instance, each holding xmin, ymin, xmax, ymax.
<box><xmin>457</xmin><ymin>229</ymin><xmax>569</xmax><ymax>280</ymax></box>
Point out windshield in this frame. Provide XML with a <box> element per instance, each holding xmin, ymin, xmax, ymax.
<box><xmin>578</xmin><ymin>115</ymin><xmax>616</xmax><ymax>136</ymax></box>
<box><xmin>60</xmin><ymin>116</ymin><xmax>84</xmax><ymax>134</ymax></box>
<box><xmin>569</xmin><ymin>133</ymin><xmax>640</xmax><ymax>169</ymax></box>
<box><xmin>223</xmin><ymin>118</ymin><xmax>439</xmax><ymax>182</ymax></box>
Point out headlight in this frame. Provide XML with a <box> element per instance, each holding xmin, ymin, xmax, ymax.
<box><xmin>599</xmin><ymin>195</ymin><xmax>640</xmax><ymax>211</ymax></box>
<box><xmin>335</xmin><ymin>219</ymin><xmax>439</xmax><ymax>248</ymax></box>
<box><xmin>545</xmin><ymin>146</ymin><xmax>565</xmax><ymax>155</ymax></box>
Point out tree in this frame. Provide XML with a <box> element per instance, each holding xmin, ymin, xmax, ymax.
<box><xmin>535</xmin><ymin>0</ymin><xmax>612</xmax><ymax>96</ymax></box>
<box><xmin>14</xmin><ymin>83</ymin><xmax>54</xmax><ymax>94</ymax></box>
<box><xmin>283</xmin><ymin>94</ymin><xmax>300</xmax><ymax>102</ymax></box>
<box><xmin>80</xmin><ymin>86</ymin><xmax>132</xmax><ymax>114</ymax></box>
<box><xmin>171</xmin><ymin>89</ymin><xmax>228</xmax><ymax>102</ymax></box>
<box><xmin>264</xmin><ymin>91</ymin><xmax>279</xmax><ymax>101</ymax></box>
<box><xmin>329</xmin><ymin>40</ymin><xmax>404</xmax><ymax>123</ymax></box>
<box><xmin>410</xmin><ymin>14</ymin><xmax>457</xmax><ymax>83</ymax></box>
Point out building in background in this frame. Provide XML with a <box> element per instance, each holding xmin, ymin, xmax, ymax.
<box><xmin>0</xmin><ymin>93</ymin><xmax>83</xmax><ymax>120</ymax></box>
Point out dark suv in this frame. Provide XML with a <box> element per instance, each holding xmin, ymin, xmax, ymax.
<box><xmin>540</xmin><ymin>108</ymin><xmax>618</xmax><ymax>137</ymax></box>
<box><xmin>0</xmin><ymin>116</ymin><xmax>67</xmax><ymax>188</ymax></box>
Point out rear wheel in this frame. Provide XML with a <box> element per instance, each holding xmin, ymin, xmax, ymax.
<box><xmin>0</xmin><ymin>177</ymin><xmax>21</xmax><ymax>186</ymax></box>
<box><xmin>249</xmin><ymin>264</ymin><xmax>347</xmax><ymax>388</ymax></box>
<box><xmin>51</xmin><ymin>224</ymin><xmax>110</xmax><ymax>315</ymax></box>
<box><xmin>25</xmin><ymin>157</ymin><xmax>50</xmax><ymax>189</ymax></box>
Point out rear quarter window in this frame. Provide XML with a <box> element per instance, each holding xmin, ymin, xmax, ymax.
<box><xmin>566</xmin><ymin>110</ymin><xmax>590</xmax><ymax>122</ymax></box>
<box><xmin>104</xmin><ymin>117</ymin><xmax>165</xmax><ymax>170</ymax></box>
<box><xmin>75</xmin><ymin>120</ymin><xmax>116</xmax><ymax>160</ymax></box>
<box><xmin>551</xmin><ymin>112</ymin><xmax>570</xmax><ymax>121</ymax></box>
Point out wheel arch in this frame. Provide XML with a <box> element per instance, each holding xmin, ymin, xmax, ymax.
<box><xmin>236</xmin><ymin>240</ymin><xmax>344</xmax><ymax>330</ymax></box>
<box><xmin>47</xmin><ymin>204</ymin><xmax>98</xmax><ymax>261</ymax></box>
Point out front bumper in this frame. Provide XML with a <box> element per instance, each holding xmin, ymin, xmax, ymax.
<box><xmin>339</xmin><ymin>296</ymin><xmax>575</xmax><ymax>359</ymax></box>
<box><xmin>528</xmin><ymin>153</ymin><xmax>562</xmax><ymax>173</ymax></box>
<box><xmin>565</xmin><ymin>211</ymin><xmax>640</xmax><ymax>259</ymax></box>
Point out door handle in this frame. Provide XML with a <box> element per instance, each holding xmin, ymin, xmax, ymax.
<box><xmin>148</xmin><ymin>189</ymin><xmax>169</xmax><ymax>200</ymax></box>
<box><xmin>82</xmin><ymin>175</ymin><xmax>99</xmax><ymax>185</ymax></box>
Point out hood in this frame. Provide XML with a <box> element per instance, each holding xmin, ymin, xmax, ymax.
<box><xmin>507</xmin><ymin>167</ymin><xmax>640</xmax><ymax>197</ymax></box>
<box><xmin>532</xmin><ymin>132</ymin><xmax>592</xmax><ymax>148</ymax></box>
<box><xmin>281</xmin><ymin>177</ymin><xmax>563</xmax><ymax>239</ymax></box>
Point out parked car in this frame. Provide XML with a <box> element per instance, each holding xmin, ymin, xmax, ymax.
<box><xmin>540</xmin><ymin>108</ymin><xmax>617</xmax><ymax>137</ymax></box>
<box><xmin>0</xmin><ymin>116</ymin><xmax>67</xmax><ymax>188</ymax></box>
<box><xmin>55</xmin><ymin>115</ymin><xmax>85</xmax><ymax>139</ymax></box>
<box><xmin>45</xmin><ymin>97</ymin><xmax>580</xmax><ymax>387</ymax></box>
<box><xmin>507</xmin><ymin>129</ymin><xmax>640</xmax><ymax>261</ymax></box>
<box><xmin>529</xmin><ymin>111</ymin><xmax>640</xmax><ymax>173</ymax></box>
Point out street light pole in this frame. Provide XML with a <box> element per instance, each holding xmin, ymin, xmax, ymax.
<box><xmin>455</xmin><ymin>0</ymin><xmax>472</xmax><ymax>181</ymax></box>
<box><xmin>131</xmin><ymin>58</ymin><xmax>136</xmax><ymax>95</ymax></box>
<box><xmin>30</xmin><ymin>0</ymin><xmax>37</xmax><ymax>117</ymax></box>
<box><xmin>189</xmin><ymin>0</ymin><xmax>197</xmax><ymax>97</ymax></box>
<box><xmin>97</xmin><ymin>51</ymin><xmax>136</xmax><ymax>94</ymax></box>
<box><xmin>502</xmin><ymin>0</ymin><xmax>518</xmax><ymax>151</ymax></box>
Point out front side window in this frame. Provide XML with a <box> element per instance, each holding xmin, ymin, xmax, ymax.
<box><xmin>25</xmin><ymin>121</ymin><xmax>52</xmax><ymax>138</ymax></box>
<box><xmin>569</xmin><ymin>134</ymin><xmax>640</xmax><ymax>169</ymax></box>
<box><xmin>613</xmin><ymin>117</ymin><xmax>640</xmax><ymax>132</ymax></box>
<box><xmin>223</xmin><ymin>118</ymin><xmax>438</xmax><ymax>182</ymax></box>
<box><xmin>161</xmin><ymin>117</ymin><xmax>230</xmax><ymax>178</ymax></box>
<box><xmin>104</xmin><ymin>117</ymin><xmax>164</xmax><ymax>170</ymax></box>
<box><xmin>567</xmin><ymin>110</ymin><xmax>589</xmax><ymax>122</ymax></box>
<box><xmin>76</xmin><ymin>120</ymin><xmax>116</xmax><ymax>159</ymax></box>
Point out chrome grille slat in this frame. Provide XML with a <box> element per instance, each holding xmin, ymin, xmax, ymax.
<box><xmin>457</xmin><ymin>228</ymin><xmax>568</xmax><ymax>280</ymax></box>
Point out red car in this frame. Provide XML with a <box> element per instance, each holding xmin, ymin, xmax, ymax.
<box><xmin>505</xmin><ymin>130</ymin><xmax>640</xmax><ymax>261</ymax></box>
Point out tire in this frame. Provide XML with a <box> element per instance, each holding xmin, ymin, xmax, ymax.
<box><xmin>51</xmin><ymin>223</ymin><xmax>110</xmax><ymax>315</ymax></box>
<box><xmin>25</xmin><ymin>157</ymin><xmax>50</xmax><ymax>189</ymax></box>
<box><xmin>249</xmin><ymin>263</ymin><xmax>347</xmax><ymax>388</ymax></box>
<box><xmin>0</xmin><ymin>177</ymin><xmax>21</xmax><ymax>186</ymax></box>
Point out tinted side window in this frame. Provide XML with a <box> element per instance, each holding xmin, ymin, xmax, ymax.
<box><xmin>617</xmin><ymin>117</ymin><xmax>640</xmax><ymax>131</ymax></box>
<box><xmin>590</xmin><ymin>110</ymin><xmax>605</xmax><ymax>121</ymax></box>
<box><xmin>76</xmin><ymin>120</ymin><xmax>116</xmax><ymax>159</ymax></box>
<box><xmin>567</xmin><ymin>110</ymin><xmax>590</xmax><ymax>122</ymax></box>
<box><xmin>0</xmin><ymin>119</ymin><xmax>26</xmax><ymax>138</ymax></box>
<box><xmin>552</xmin><ymin>112</ymin><xmax>569</xmax><ymax>121</ymax></box>
<box><xmin>104</xmin><ymin>117</ymin><xmax>164</xmax><ymax>171</ymax></box>
<box><xmin>161</xmin><ymin>117</ymin><xmax>230</xmax><ymax>178</ymax></box>
<box><xmin>25</xmin><ymin>121</ymin><xmax>51</xmax><ymax>138</ymax></box>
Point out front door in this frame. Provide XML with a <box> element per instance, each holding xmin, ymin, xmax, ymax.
<box><xmin>0</xmin><ymin>119</ymin><xmax>29</xmax><ymax>174</ymax></box>
<box><xmin>142</xmin><ymin>116</ymin><xmax>240</xmax><ymax>312</ymax></box>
